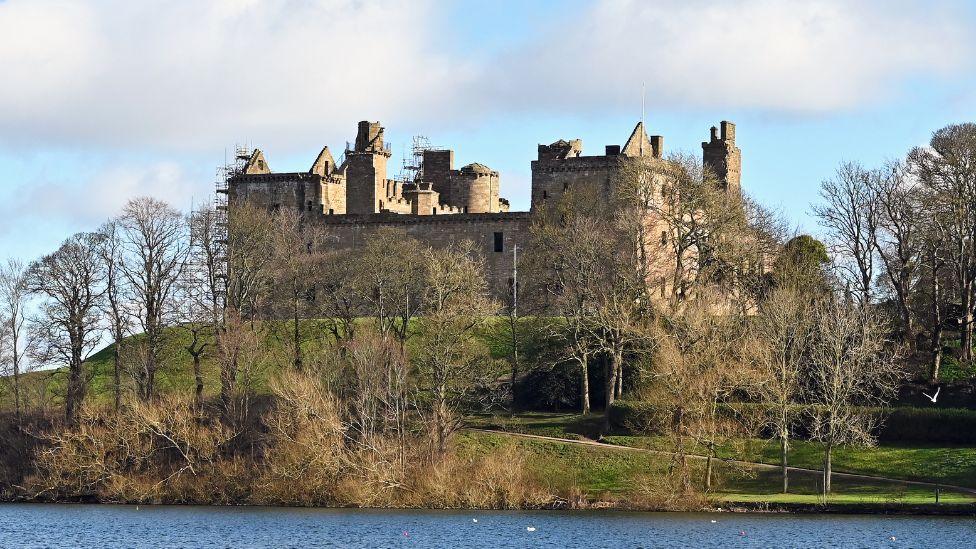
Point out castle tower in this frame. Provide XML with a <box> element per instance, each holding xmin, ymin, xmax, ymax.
<box><xmin>346</xmin><ymin>121</ymin><xmax>392</xmax><ymax>214</ymax></box>
<box><xmin>454</xmin><ymin>163</ymin><xmax>500</xmax><ymax>213</ymax></box>
<box><xmin>422</xmin><ymin>149</ymin><xmax>454</xmax><ymax>204</ymax></box>
<box><xmin>702</xmin><ymin>121</ymin><xmax>741</xmax><ymax>194</ymax></box>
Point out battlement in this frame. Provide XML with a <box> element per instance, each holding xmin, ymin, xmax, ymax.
<box><xmin>225</xmin><ymin>117</ymin><xmax>742</xmax><ymax>300</ymax></box>
<box><xmin>702</xmin><ymin>120</ymin><xmax>741</xmax><ymax>193</ymax></box>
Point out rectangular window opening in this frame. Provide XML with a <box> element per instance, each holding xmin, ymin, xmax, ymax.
<box><xmin>493</xmin><ymin>232</ymin><xmax>504</xmax><ymax>253</ymax></box>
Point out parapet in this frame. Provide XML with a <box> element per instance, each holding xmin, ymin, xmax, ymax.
<box><xmin>353</xmin><ymin>121</ymin><xmax>387</xmax><ymax>153</ymax></box>
<box><xmin>537</xmin><ymin>139</ymin><xmax>583</xmax><ymax>161</ymax></box>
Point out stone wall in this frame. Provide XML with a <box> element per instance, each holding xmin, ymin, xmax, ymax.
<box><xmin>702</xmin><ymin>121</ymin><xmax>741</xmax><ymax>193</ymax></box>
<box><xmin>315</xmin><ymin>211</ymin><xmax>531</xmax><ymax>300</ymax></box>
<box><xmin>228</xmin><ymin>172</ymin><xmax>322</xmax><ymax>214</ymax></box>
<box><xmin>530</xmin><ymin>154</ymin><xmax>621</xmax><ymax>211</ymax></box>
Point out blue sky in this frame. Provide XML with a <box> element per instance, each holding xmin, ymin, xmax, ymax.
<box><xmin>1</xmin><ymin>0</ymin><xmax>975</xmax><ymax>262</ymax></box>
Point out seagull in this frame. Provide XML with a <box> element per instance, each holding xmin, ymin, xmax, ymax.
<box><xmin>922</xmin><ymin>386</ymin><xmax>940</xmax><ymax>403</ymax></box>
<box><xmin>527</xmin><ymin>527</ymin><xmax>536</xmax><ymax>532</ymax></box>
<box><xmin>472</xmin><ymin>519</ymin><xmax>478</xmax><ymax>523</ymax></box>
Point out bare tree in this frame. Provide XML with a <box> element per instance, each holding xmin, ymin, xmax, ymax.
<box><xmin>813</xmin><ymin>162</ymin><xmax>880</xmax><ymax>308</ymax></box>
<box><xmin>314</xmin><ymin>246</ymin><xmax>360</xmax><ymax>347</ymax></box>
<box><xmin>354</xmin><ymin>228</ymin><xmax>427</xmax><ymax>343</ymax></box>
<box><xmin>268</xmin><ymin>208</ymin><xmax>327</xmax><ymax>370</ymax></box>
<box><xmin>414</xmin><ymin>241</ymin><xmax>499</xmax><ymax>456</ymax></box>
<box><xmin>871</xmin><ymin>161</ymin><xmax>922</xmax><ymax>345</ymax></box>
<box><xmin>752</xmin><ymin>286</ymin><xmax>816</xmax><ymax>493</ymax></box>
<box><xmin>0</xmin><ymin>259</ymin><xmax>33</xmax><ymax>419</ymax></box>
<box><xmin>97</xmin><ymin>221</ymin><xmax>132</xmax><ymax>411</ymax></box>
<box><xmin>806</xmin><ymin>299</ymin><xmax>900</xmax><ymax>497</ymax></box>
<box><xmin>908</xmin><ymin>124</ymin><xmax>976</xmax><ymax>364</ymax></box>
<box><xmin>528</xmin><ymin>186</ymin><xmax>615</xmax><ymax>415</ymax></box>
<box><xmin>26</xmin><ymin>233</ymin><xmax>105</xmax><ymax>424</ymax></box>
<box><xmin>174</xmin><ymin>206</ymin><xmax>227</xmax><ymax>409</ymax></box>
<box><xmin>622</xmin><ymin>153</ymin><xmax>747</xmax><ymax>309</ymax></box>
<box><xmin>118</xmin><ymin>197</ymin><xmax>190</xmax><ymax>401</ymax></box>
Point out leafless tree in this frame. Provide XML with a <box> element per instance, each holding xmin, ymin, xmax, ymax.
<box><xmin>226</xmin><ymin>203</ymin><xmax>274</xmax><ymax>321</ymax></box>
<box><xmin>813</xmin><ymin>162</ymin><xmax>880</xmax><ymax>308</ymax></box>
<box><xmin>313</xmin><ymin>246</ymin><xmax>360</xmax><ymax>347</ymax></box>
<box><xmin>528</xmin><ymin>186</ymin><xmax>615</xmax><ymax>415</ymax></box>
<box><xmin>752</xmin><ymin>286</ymin><xmax>816</xmax><ymax>493</ymax></box>
<box><xmin>414</xmin><ymin>241</ymin><xmax>500</xmax><ymax>456</ymax></box>
<box><xmin>118</xmin><ymin>197</ymin><xmax>190</xmax><ymax>400</ymax></box>
<box><xmin>26</xmin><ymin>233</ymin><xmax>105</xmax><ymax>424</ymax></box>
<box><xmin>918</xmin><ymin>218</ymin><xmax>951</xmax><ymax>380</ymax></box>
<box><xmin>354</xmin><ymin>228</ymin><xmax>427</xmax><ymax>343</ymax></box>
<box><xmin>97</xmin><ymin>221</ymin><xmax>132</xmax><ymax>411</ymax></box>
<box><xmin>646</xmin><ymin>294</ymin><xmax>747</xmax><ymax>494</ymax></box>
<box><xmin>870</xmin><ymin>161</ymin><xmax>922</xmax><ymax>345</ymax></box>
<box><xmin>0</xmin><ymin>259</ymin><xmax>33</xmax><ymax>419</ymax></box>
<box><xmin>339</xmin><ymin>330</ymin><xmax>412</xmax><ymax>472</ymax></box>
<box><xmin>908</xmin><ymin>124</ymin><xmax>976</xmax><ymax>364</ymax></box>
<box><xmin>806</xmin><ymin>299</ymin><xmax>901</xmax><ymax>497</ymax></box>
<box><xmin>174</xmin><ymin>206</ymin><xmax>226</xmax><ymax>409</ymax></box>
<box><xmin>268</xmin><ymin>208</ymin><xmax>327</xmax><ymax>370</ymax></box>
<box><xmin>621</xmin><ymin>153</ymin><xmax>748</xmax><ymax>309</ymax></box>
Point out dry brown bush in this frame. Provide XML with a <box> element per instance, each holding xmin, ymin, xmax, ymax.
<box><xmin>26</xmin><ymin>396</ymin><xmax>235</xmax><ymax>503</ymax></box>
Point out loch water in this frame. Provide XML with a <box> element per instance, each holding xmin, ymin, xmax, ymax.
<box><xmin>0</xmin><ymin>504</ymin><xmax>972</xmax><ymax>548</ymax></box>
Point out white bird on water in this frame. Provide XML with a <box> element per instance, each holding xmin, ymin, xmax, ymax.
<box><xmin>526</xmin><ymin>527</ymin><xmax>536</xmax><ymax>532</ymax></box>
<box><xmin>922</xmin><ymin>386</ymin><xmax>940</xmax><ymax>403</ymax></box>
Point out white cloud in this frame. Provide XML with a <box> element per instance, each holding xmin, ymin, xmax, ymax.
<box><xmin>0</xmin><ymin>0</ymin><xmax>468</xmax><ymax>150</ymax></box>
<box><xmin>0</xmin><ymin>0</ymin><xmax>972</xmax><ymax>153</ymax></box>
<box><xmin>0</xmin><ymin>160</ymin><xmax>206</xmax><ymax>233</ymax></box>
<box><xmin>483</xmin><ymin>0</ymin><xmax>972</xmax><ymax>114</ymax></box>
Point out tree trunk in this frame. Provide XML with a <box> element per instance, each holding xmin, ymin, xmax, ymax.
<box><xmin>704</xmin><ymin>445</ymin><xmax>714</xmax><ymax>491</ymax></box>
<box><xmin>823</xmin><ymin>444</ymin><xmax>833</xmax><ymax>497</ymax></box>
<box><xmin>66</xmin><ymin>355</ymin><xmax>84</xmax><ymax>426</ymax></box>
<box><xmin>931</xmin><ymin>255</ymin><xmax>944</xmax><ymax>381</ymax></box>
<box><xmin>11</xmin><ymin>336</ymin><xmax>20</xmax><ymax>421</ymax></box>
<box><xmin>193</xmin><ymin>353</ymin><xmax>204</xmax><ymax>411</ymax></box>
<box><xmin>960</xmin><ymin>275</ymin><xmax>973</xmax><ymax>364</ymax></box>
<box><xmin>614</xmin><ymin>360</ymin><xmax>623</xmax><ymax>400</ymax></box>
<box><xmin>580</xmin><ymin>352</ymin><xmax>590</xmax><ymax>415</ymax></box>
<box><xmin>293</xmin><ymin>292</ymin><xmax>302</xmax><ymax>370</ymax></box>
<box><xmin>602</xmin><ymin>350</ymin><xmax>621</xmax><ymax>434</ymax></box>
<box><xmin>508</xmin><ymin>313</ymin><xmax>520</xmax><ymax>416</ymax></box>
<box><xmin>113</xmin><ymin>336</ymin><xmax>122</xmax><ymax>412</ymax></box>
<box><xmin>780</xmin><ymin>435</ymin><xmax>789</xmax><ymax>494</ymax></box>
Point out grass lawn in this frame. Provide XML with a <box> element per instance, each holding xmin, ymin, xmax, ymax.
<box><xmin>459</xmin><ymin>430</ymin><xmax>976</xmax><ymax>505</ymax></box>
<box><xmin>471</xmin><ymin>412</ymin><xmax>976</xmax><ymax>492</ymax></box>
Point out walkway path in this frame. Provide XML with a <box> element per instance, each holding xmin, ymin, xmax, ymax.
<box><xmin>469</xmin><ymin>428</ymin><xmax>976</xmax><ymax>496</ymax></box>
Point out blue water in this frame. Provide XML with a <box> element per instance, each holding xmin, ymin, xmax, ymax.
<box><xmin>0</xmin><ymin>505</ymin><xmax>972</xmax><ymax>548</ymax></box>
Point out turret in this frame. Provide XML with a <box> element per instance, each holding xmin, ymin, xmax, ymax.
<box><xmin>346</xmin><ymin>121</ymin><xmax>392</xmax><ymax>214</ymax></box>
<box><xmin>454</xmin><ymin>163</ymin><xmax>500</xmax><ymax>213</ymax></box>
<box><xmin>702</xmin><ymin>121</ymin><xmax>741</xmax><ymax>194</ymax></box>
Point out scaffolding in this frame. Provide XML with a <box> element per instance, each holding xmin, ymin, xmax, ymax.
<box><xmin>213</xmin><ymin>145</ymin><xmax>250</xmax><ymax>311</ymax></box>
<box><xmin>397</xmin><ymin>135</ymin><xmax>435</xmax><ymax>183</ymax></box>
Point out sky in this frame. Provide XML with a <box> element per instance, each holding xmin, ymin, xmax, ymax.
<box><xmin>1</xmin><ymin>0</ymin><xmax>975</xmax><ymax>262</ymax></box>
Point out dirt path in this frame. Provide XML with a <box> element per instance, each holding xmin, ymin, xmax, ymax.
<box><xmin>469</xmin><ymin>428</ymin><xmax>976</xmax><ymax>496</ymax></box>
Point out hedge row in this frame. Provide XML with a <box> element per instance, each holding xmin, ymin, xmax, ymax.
<box><xmin>608</xmin><ymin>400</ymin><xmax>976</xmax><ymax>445</ymax></box>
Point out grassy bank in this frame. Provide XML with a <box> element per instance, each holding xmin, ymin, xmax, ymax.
<box><xmin>477</xmin><ymin>413</ymin><xmax>976</xmax><ymax>494</ymax></box>
<box><xmin>460</xmin><ymin>430</ymin><xmax>976</xmax><ymax>507</ymax></box>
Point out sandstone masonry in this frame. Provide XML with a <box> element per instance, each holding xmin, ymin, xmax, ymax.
<box><xmin>227</xmin><ymin>119</ymin><xmax>741</xmax><ymax>300</ymax></box>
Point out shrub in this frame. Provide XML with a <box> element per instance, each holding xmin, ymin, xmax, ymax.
<box><xmin>607</xmin><ymin>401</ymin><xmax>670</xmax><ymax>435</ymax></box>
<box><xmin>878</xmin><ymin>407</ymin><xmax>976</xmax><ymax>444</ymax></box>
<box><xmin>608</xmin><ymin>400</ymin><xmax>976</xmax><ymax>444</ymax></box>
